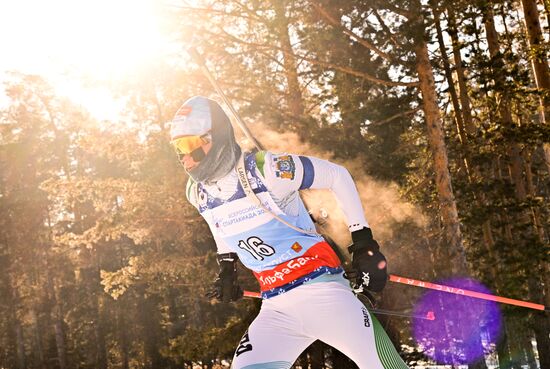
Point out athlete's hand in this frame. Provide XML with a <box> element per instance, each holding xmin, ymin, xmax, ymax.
<box><xmin>206</xmin><ymin>254</ymin><xmax>243</xmax><ymax>303</ymax></box>
<box><xmin>206</xmin><ymin>277</ymin><xmax>243</xmax><ymax>302</ymax></box>
<box><xmin>348</xmin><ymin>227</ymin><xmax>388</xmax><ymax>293</ymax></box>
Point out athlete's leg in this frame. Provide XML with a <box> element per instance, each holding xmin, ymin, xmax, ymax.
<box><xmin>300</xmin><ymin>282</ymin><xmax>410</xmax><ymax>369</ymax></box>
<box><xmin>230</xmin><ymin>301</ymin><xmax>314</xmax><ymax>369</ymax></box>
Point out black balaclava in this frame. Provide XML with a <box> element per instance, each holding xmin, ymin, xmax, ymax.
<box><xmin>187</xmin><ymin>99</ymin><xmax>242</xmax><ymax>183</ymax></box>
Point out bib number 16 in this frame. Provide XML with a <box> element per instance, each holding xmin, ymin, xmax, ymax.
<box><xmin>238</xmin><ymin>236</ymin><xmax>275</xmax><ymax>261</ymax></box>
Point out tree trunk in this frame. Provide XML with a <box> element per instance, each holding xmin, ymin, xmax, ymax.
<box><xmin>93</xmin><ymin>296</ymin><xmax>108</xmax><ymax>369</ymax></box>
<box><xmin>117</xmin><ymin>302</ymin><xmax>130</xmax><ymax>369</ymax></box>
<box><xmin>433</xmin><ymin>12</ymin><xmax>490</xmax><ymax>285</ymax></box>
<box><xmin>484</xmin><ymin>4</ymin><xmax>550</xmax><ymax>367</ymax></box>
<box><xmin>91</xmin><ymin>260</ymin><xmax>108</xmax><ymax>369</ymax></box>
<box><xmin>414</xmin><ymin>39</ymin><xmax>467</xmax><ymax>274</ymax></box>
<box><xmin>519</xmin><ymin>2</ymin><xmax>550</xmax><ymax>345</ymax></box>
<box><xmin>3</xmin><ymin>242</ymin><xmax>24</xmax><ymax>369</ymax></box>
<box><xmin>507</xmin><ymin>317</ymin><xmax>533</xmax><ymax>368</ymax></box>
<box><xmin>544</xmin><ymin>0</ymin><xmax>550</xmax><ymax>38</ymax></box>
<box><xmin>433</xmin><ymin>5</ymin><xmax>469</xmax><ymax>150</ymax></box>
<box><xmin>115</xmin><ymin>246</ymin><xmax>130</xmax><ymax>369</ymax></box>
<box><xmin>273</xmin><ymin>0</ymin><xmax>307</xmax><ymax>131</ymax></box>
<box><xmin>522</xmin><ymin>332</ymin><xmax>538</xmax><ymax>369</ymax></box>
<box><xmin>468</xmin><ymin>332</ymin><xmax>489</xmax><ymax>369</ymax></box>
<box><xmin>47</xmin><ymin>276</ymin><xmax>67</xmax><ymax>369</ymax></box>
<box><xmin>443</xmin><ymin>10</ymin><xmax>514</xmax><ymax>368</ymax></box>
<box><xmin>528</xmin><ymin>276</ymin><xmax>550</xmax><ymax>369</ymax></box>
<box><xmin>138</xmin><ymin>290</ymin><xmax>163</xmax><ymax>369</ymax></box>
<box><xmin>447</xmin><ymin>6</ymin><xmax>504</xmax><ymax>255</ymax></box>
<box><xmin>520</xmin><ymin>0</ymin><xmax>550</xmax><ymax>129</ymax></box>
<box><xmin>15</xmin><ymin>320</ymin><xmax>26</xmax><ymax>369</ymax></box>
<box><xmin>446</xmin><ymin>5</ymin><xmax>502</xmax><ymax>266</ymax></box>
<box><xmin>484</xmin><ymin>5</ymin><xmax>527</xmax><ymax>200</ymax></box>
<box><xmin>496</xmin><ymin>318</ymin><xmax>513</xmax><ymax>369</ymax></box>
<box><xmin>446</xmin><ymin>7</ymin><xmax>476</xmax><ymax>135</ymax></box>
<box><xmin>30</xmin><ymin>309</ymin><xmax>46</xmax><ymax>369</ymax></box>
<box><xmin>413</xmin><ymin>14</ymin><xmax>492</xmax><ymax>365</ymax></box>
<box><xmin>53</xmin><ymin>318</ymin><xmax>67</xmax><ymax>369</ymax></box>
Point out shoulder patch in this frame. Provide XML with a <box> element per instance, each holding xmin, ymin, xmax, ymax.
<box><xmin>272</xmin><ymin>154</ymin><xmax>296</xmax><ymax>180</ymax></box>
<box><xmin>255</xmin><ymin>151</ymin><xmax>266</xmax><ymax>177</ymax></box>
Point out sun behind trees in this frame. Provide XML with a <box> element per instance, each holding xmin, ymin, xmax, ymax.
<box><xmin>1</xmin><ymin>0</ymin><xmax>549</xmax><ymax>368</ymax></box>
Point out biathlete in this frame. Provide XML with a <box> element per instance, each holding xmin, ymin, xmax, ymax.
<box><xmin>170</xmin><ymin>96</ymin><xmax>409</xmax><ymax>369</ymax></box>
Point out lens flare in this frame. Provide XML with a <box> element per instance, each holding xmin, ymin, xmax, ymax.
<box><xmin>412</xmin><ymin>278</ymin><xmax>502</xmax><ymax>365</ymax></box>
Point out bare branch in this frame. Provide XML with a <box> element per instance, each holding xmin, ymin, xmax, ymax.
<box><xmin>201</xmin><ymin>30</ymin><xmax>419</xmax><ymax>88</ymax></box>
<box><xmin>372</xmin><ymin>0</ymin><xmax>416</xmax><ymax>19</ymax></box>
<box><xmin>311</xmin><ymin>3</ymin><xmax>394</xmax><ymax>62</ymax></box>
<box><xmin>167</xmin><ymin>4</ymin><xmax>266</xmax><ymax>24</ymax></box>
<box><xmin>369</xmin><ymin>107</ymin><xmax>421</xmax><ymax>126</ymax></box>
<box><xmin>373</xmin><ymin>9</ymin><xmax>402</xmax><ymax>48</ymax></box>
<box><xmin>310</xmin><ymin>58</ymin><xmax>419</xmax><ymax>87</ymax></box>
<box><xmin>215</xmin><ymin>28</ymin><xmax>286</xmax><ymax>68</ymax></box>
<box><xmin>229</xmin><ymin>0</ymin><xmax>268</xmax><ymax>24</ymax></box>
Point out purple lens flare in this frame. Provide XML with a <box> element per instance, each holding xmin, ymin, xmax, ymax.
<box><xmin>412</xmin><ymin>278</ymin><xmax>502</xmax><ymax>365</ymax></box>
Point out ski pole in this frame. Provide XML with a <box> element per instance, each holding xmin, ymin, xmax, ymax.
<box><xmin>364</xmin><ymin>307</ymin><xmax>435</xmax><ymax>321</ymax></box>
<box><xmin>389</xmin><ymin>274</ymin><xmax>548</xmax><ymax>312</ymax></box>
<box><xmin>187</xmin><ymin>46</ymin><xmax>265</xmax><ymax>151</ymax></box>
<box><xmin>243</xmin><ymin>291</ymin><xmax>435</xmax><ymax>320</ymax></box>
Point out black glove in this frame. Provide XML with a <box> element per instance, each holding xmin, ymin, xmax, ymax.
<box><xmin>348</xmin><ymin>227</ymin><xmax>388</xmax><ymax>293</ymax></box>
<box><xmin>206</xmin><ymin>253</ymin><xmax>243</xmax><ymax>303</ymax></box>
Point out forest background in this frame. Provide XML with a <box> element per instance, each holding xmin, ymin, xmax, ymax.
<box><xmin>0</xmin><ymin>0</ymin><xmax>549</xmax><ymax>368</ymax></box>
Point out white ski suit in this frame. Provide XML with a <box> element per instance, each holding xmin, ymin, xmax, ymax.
<box><xmin>187</xmin><ymin>151</ymin><xmax>409</xmax><ymax>369</ymax></box>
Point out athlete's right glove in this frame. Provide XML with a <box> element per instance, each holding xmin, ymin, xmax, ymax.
<box><xmin>206</xmin><ymin>253</ymin><xmax>243</xmax><ymax>303</ymax></box>
<box><xmin>348</xmin><ymin>227</ymin><xmax>388</xmax><ymax>293</ymax></box>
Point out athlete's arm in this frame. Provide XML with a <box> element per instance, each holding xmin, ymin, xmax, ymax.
<box><xmin>259</xmin><ymin>151</ymin><xmax>369</xmax><ymax>231</ymax></box>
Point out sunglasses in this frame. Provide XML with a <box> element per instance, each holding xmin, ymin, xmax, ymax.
<box><xmin>171</xmin><ymin>134</ymin><xmax>211</xmax><ymax>163</ymax></box>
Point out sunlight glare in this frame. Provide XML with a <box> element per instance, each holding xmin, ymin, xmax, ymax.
<box><xmin>59</xmin><ymin>0</ymin><xmax>168</xmax><ymax>79</ymax></box>
<box><xmin>4</xmin><ymin>0</ymin><xmax>170</xmax><ymax>80</ymax></box>
<box><xmin>1</xmin><ymin>0</ymin><xmax>177</xmax><ymax>119</ymax></box>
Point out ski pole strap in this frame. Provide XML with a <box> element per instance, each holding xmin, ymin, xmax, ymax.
<box><xmin>236</xmin><ymin>153</ymin><xmax>321</xmax><ymax>237</ymax></box>
<box><xmin>389</xmin><ymin>274</ymin><xmax>547</xmax><ymax>311</ymax></box>
<box><xmin>217</xmin><ymin>252</ymin><xmax>239</xmax><ymax>263</ymax></box>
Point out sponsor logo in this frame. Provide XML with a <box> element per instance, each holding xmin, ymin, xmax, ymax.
<box><xmin>264</xmin><ymin>249</ymin><xmax>293</xmax><ymax>267</ymax></box>
<box><xmin>273</xmin><ymin>155</ymin><xmax>295</xmax><ymax>180</ymax></box>
<box><xmin>237</xmin><ymin>165</ymin><xmax>250</xmax><ymax>192</ymax></box>
<box><xmin>361</xmin><ymin>307</ymin><xmax>371</xmax><ymax>327</ymax></box>
<box><xmin>206</xmin><ymin>200</ymin><xmax>272</xmax><ymax>231</ymax></box>
<box><xmin>235</xmin><ymin>331</ymin><xmax>253</xmax><ymax>357</ymax></box>
<box><xmin>197</xmin><ymin>188</ymin><xmax>208</xmax><ymax>209</ymax></box>
<box><xmin>396</xmin><ymin>277</ymin><xmax>465</xmax><ymax>295</ymax></box>
<box><xmin>291</xmin><ymin>242</ymin><xmax>303</xmax><ymax>253</ymax></box>
<box><xmin>254</xmin><ymin>242</ymin><xmax>342</xmax><ymax>290</ymax></box>
<box><xmin>361</xmin><ymin>272</ymin><xmax>371</xmax><ymax>287</ymax></box>
<box><xmin>258</xmin><ymin>256</ymin><xmax>317</xmax><ymax>286</ymax></box>
<box><xmin>175</xmin><ymin>106</ymin><xmax>192</xmax><ymax>117</ymax></box>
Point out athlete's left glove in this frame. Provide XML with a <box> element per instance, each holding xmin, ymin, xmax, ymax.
<box><xmin>348</xmin><ymin>227</ymin><xmax>388</xmax><ymax>293</ymax></box>
<box><xmin>206</xmin><ymin>253</ymin><xmax>243</xmax><ymax>303</ymax></box>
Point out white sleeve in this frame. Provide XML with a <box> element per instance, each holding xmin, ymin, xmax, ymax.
<box><xmin>212</xmin><ymin>233</ymin><xmax>234</xmax><ymax>254</ymax></box>
<box><xmin>262</xmin><ymin>152</ymin><xmax>369</xmax><ymax>231</ymax></box>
